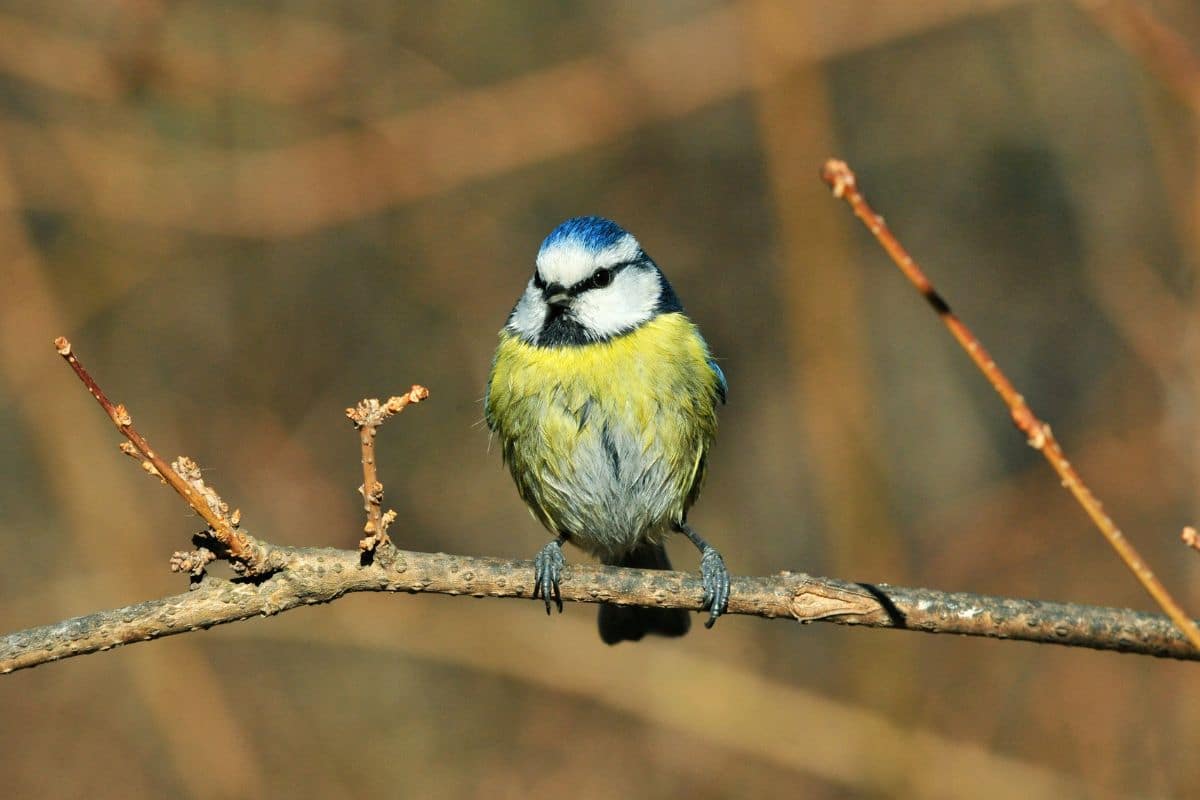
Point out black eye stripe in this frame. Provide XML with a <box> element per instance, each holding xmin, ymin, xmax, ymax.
<box><xmin>532</xmin><ymin>258</ymin><xmax>640</xmax><ymax>296</ymax></box>
<box><xmin>578</xmin><ymin>260</ymin><xmax>635</xmax><ymax>293</ymax></box>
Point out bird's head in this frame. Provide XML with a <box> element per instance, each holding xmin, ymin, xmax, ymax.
<box><xmin>505</xmin><ymin>216</ymin><xmax>682</xmax><ymax>346</ymax></box>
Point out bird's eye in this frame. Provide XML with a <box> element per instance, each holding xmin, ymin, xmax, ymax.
<box><xmin>590</xmin><ymin>268</ymin><xmax>613</xmax><ymax>289</ymax></box>
<box><xmin>532</xmin><ymin>272</ymin><xmax>546</xmax><ymax>290</ymax></box>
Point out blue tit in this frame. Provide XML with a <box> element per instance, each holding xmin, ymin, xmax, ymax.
<box><xmin>485</xmin><ymin>216</ymin><xmax>729</xmax><ymax>644</ymax></box>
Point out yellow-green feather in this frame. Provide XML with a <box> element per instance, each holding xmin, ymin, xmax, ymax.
<box><xmin>486</xmin><ymin>312</ymin><xmax>720</xmax><ymax>557</ymax></box>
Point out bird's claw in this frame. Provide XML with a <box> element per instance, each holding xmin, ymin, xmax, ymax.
<box><xmin>533</xmin><ymin>540</ymin><xmax>565</xmax><ymax>614</ymax></box>
<box><xmin>699</xmin><ymin>546</ymin><xmax>730</xmax><ymax>628</ymax></box>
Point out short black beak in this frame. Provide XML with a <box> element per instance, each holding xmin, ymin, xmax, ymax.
<box><xmin>544</xmin><ymin>283</ymin><xmax>571</xmax><ymax>307</ymax></box>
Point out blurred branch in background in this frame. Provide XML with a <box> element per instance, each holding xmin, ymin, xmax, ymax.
<box><xmin>739</xmin><ymin>0</ymin><xmax>920</xmax><ymax>720</ymax></box>
<box><xmin>0</xmin><ymin>1</ymin><xmax>1036</xmax><ymax>238</ymax></box>
<box><xmin>0</xmin><ymin>8</ymin><xmax>354</xmax><ymax>105</ymax></box>
<box><xmin>1081</xmin><ymin>0</ymin><xmax>1200</xmax><ymax>113</ymax></box>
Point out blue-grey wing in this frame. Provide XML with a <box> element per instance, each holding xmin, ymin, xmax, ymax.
<box><xmin>483</xmin><ymin>385</ymin><xmax>495</xmax><ymax>431</ymax></box>
<box><xmin>483</xmin><ymin>356</ymin><xmax>499</xmax><ymax>432</ymax></box>
<box><xmin>708</xmin><ymin>359</ymin><xmax>728</xmax><ymax>405</ymax></box>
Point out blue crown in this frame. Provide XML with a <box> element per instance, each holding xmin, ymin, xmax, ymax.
<box><xmin>538</xmin><ymin>216</ymin><xmax>628</xmax><ymax>255</ymax></box>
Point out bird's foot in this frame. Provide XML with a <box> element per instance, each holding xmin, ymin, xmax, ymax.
<box><xmin>699</xmin><ymin>546</ymin><xmax>730</xmax><ymax>628</ymax></box>
<box><xmin>533</xmin><ymin>540</ymin><xmax>565</xmax><ymax>614</ymax></box>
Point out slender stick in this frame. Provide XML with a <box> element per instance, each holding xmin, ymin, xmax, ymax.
<box><xmin>819</xmin><ymin>159</ymin><xmax>1200</xmax><ymax>651</ymax></box>
<box><xmin>53</xmin><ymin>337</ymin><xmax>256</xmax><ymax>563</ymax></box>
<box><xmin>358</xmin><ymin>420</ymin><xmax>384</xmax><ymax>549</ymax></box>
<box><xmin>346</xmin><ymin>389</ymin><xmax>429</xmax><ymax>553</ymax></box>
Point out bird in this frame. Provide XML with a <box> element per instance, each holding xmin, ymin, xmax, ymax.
<box><xmin>484</xmin><ymin>215</ymin><xmax>729</xmax><ymax>644</ymax></box>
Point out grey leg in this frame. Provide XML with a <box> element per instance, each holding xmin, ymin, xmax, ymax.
<box><xmin>676</xmin><ymin>522</ymin><xmax>730</xmax><ymax>628</ymax></box>
<box><xmin>533</xmin><ymin>536</ymin><xmax>567</xmax><ymax>614</ymax></box>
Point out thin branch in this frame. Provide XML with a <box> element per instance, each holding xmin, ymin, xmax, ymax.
<box><xmin>53</xmin><ymin>337</ymin><xmax>278</xmax><ymax>575</ymax></box>
<box><xmin>2</xmin><ymin>546</ymin><xmax>1196</xmax><ymax>674</ymax></box>
<box><xmin>346</xmin><ymin>389</ymin><xmax>428</xmax><ymax>554</ymax></box>
<box><xmin>819</xmin><ymin>158</ymin><xmax>1200</xmax><ymax>651</ymax></box>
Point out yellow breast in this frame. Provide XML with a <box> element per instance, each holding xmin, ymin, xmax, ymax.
<box><xmin>485</xmin><ymin>312</ymin><xmax>721</xmax><ymax>557</ymax></box>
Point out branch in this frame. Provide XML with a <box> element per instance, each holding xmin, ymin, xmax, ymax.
<box><xmin>53</xmin><ymin>336</ymin><xmax>279</xmax><ymax>576</ymax></box>
<box><xmin>346</xmin><ymin>389</ymin><xmax>428</xmax><ymax>555</ymax></box>
<box><xmin>2</xmin><ymin>546</ymin><xmax>1196</xmax><ymax>674</ymax></box>
<box><xmin>819</xmin><ymin>159</ymin><xmax>1200</xmax><ymax>652</ymax></box>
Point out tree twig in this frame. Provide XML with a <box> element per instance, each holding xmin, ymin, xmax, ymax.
<box><xmin>2</xmin><ymin>546</ymin><xmax>1196</xmax><ymax>674</ymax></box>
<box><xmin>53</xmin><ymin>336</ymin><xmax>279</xmax><ymax>575</ymax></box>
<box><xmin>819</xmin><ymin>158</ymin><xmax>1200</xmax><ymax>651</ymax></box>
<box><xmin>346</xmin><ymin>389</ymin><xmax>428</xmax><ymax>555</ymax></box>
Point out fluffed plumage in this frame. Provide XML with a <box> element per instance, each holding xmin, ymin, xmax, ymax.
<box><xmin>485</xmin><ymin>216</ymin><xmax>729</xmax><ymax>643</ymax></box>
<box><xmin>486</xmin><ymin>313</ymin><xmax>722</xmax><ymax>561</ymax></box>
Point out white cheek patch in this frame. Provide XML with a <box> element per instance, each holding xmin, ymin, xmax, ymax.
<box><xmin>505</xmin><ymin>280</ymin><xmax>546</xmax><ymax>340</ymax></box>
<box><xmin>571</xmin><ymin>267</ymin><xmax>660</xmax><ymax>339</ymax></box>
<box><xmin>537</xmin><ymin>233</ymin><xmax>640</xmax><ymax>287</ymax></box>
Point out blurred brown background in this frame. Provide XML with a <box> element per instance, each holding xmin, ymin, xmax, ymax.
<box><xmin>2</xmin><ymin>1</ymin><xmax>1199</xmax><ymax>797</ymax></box>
